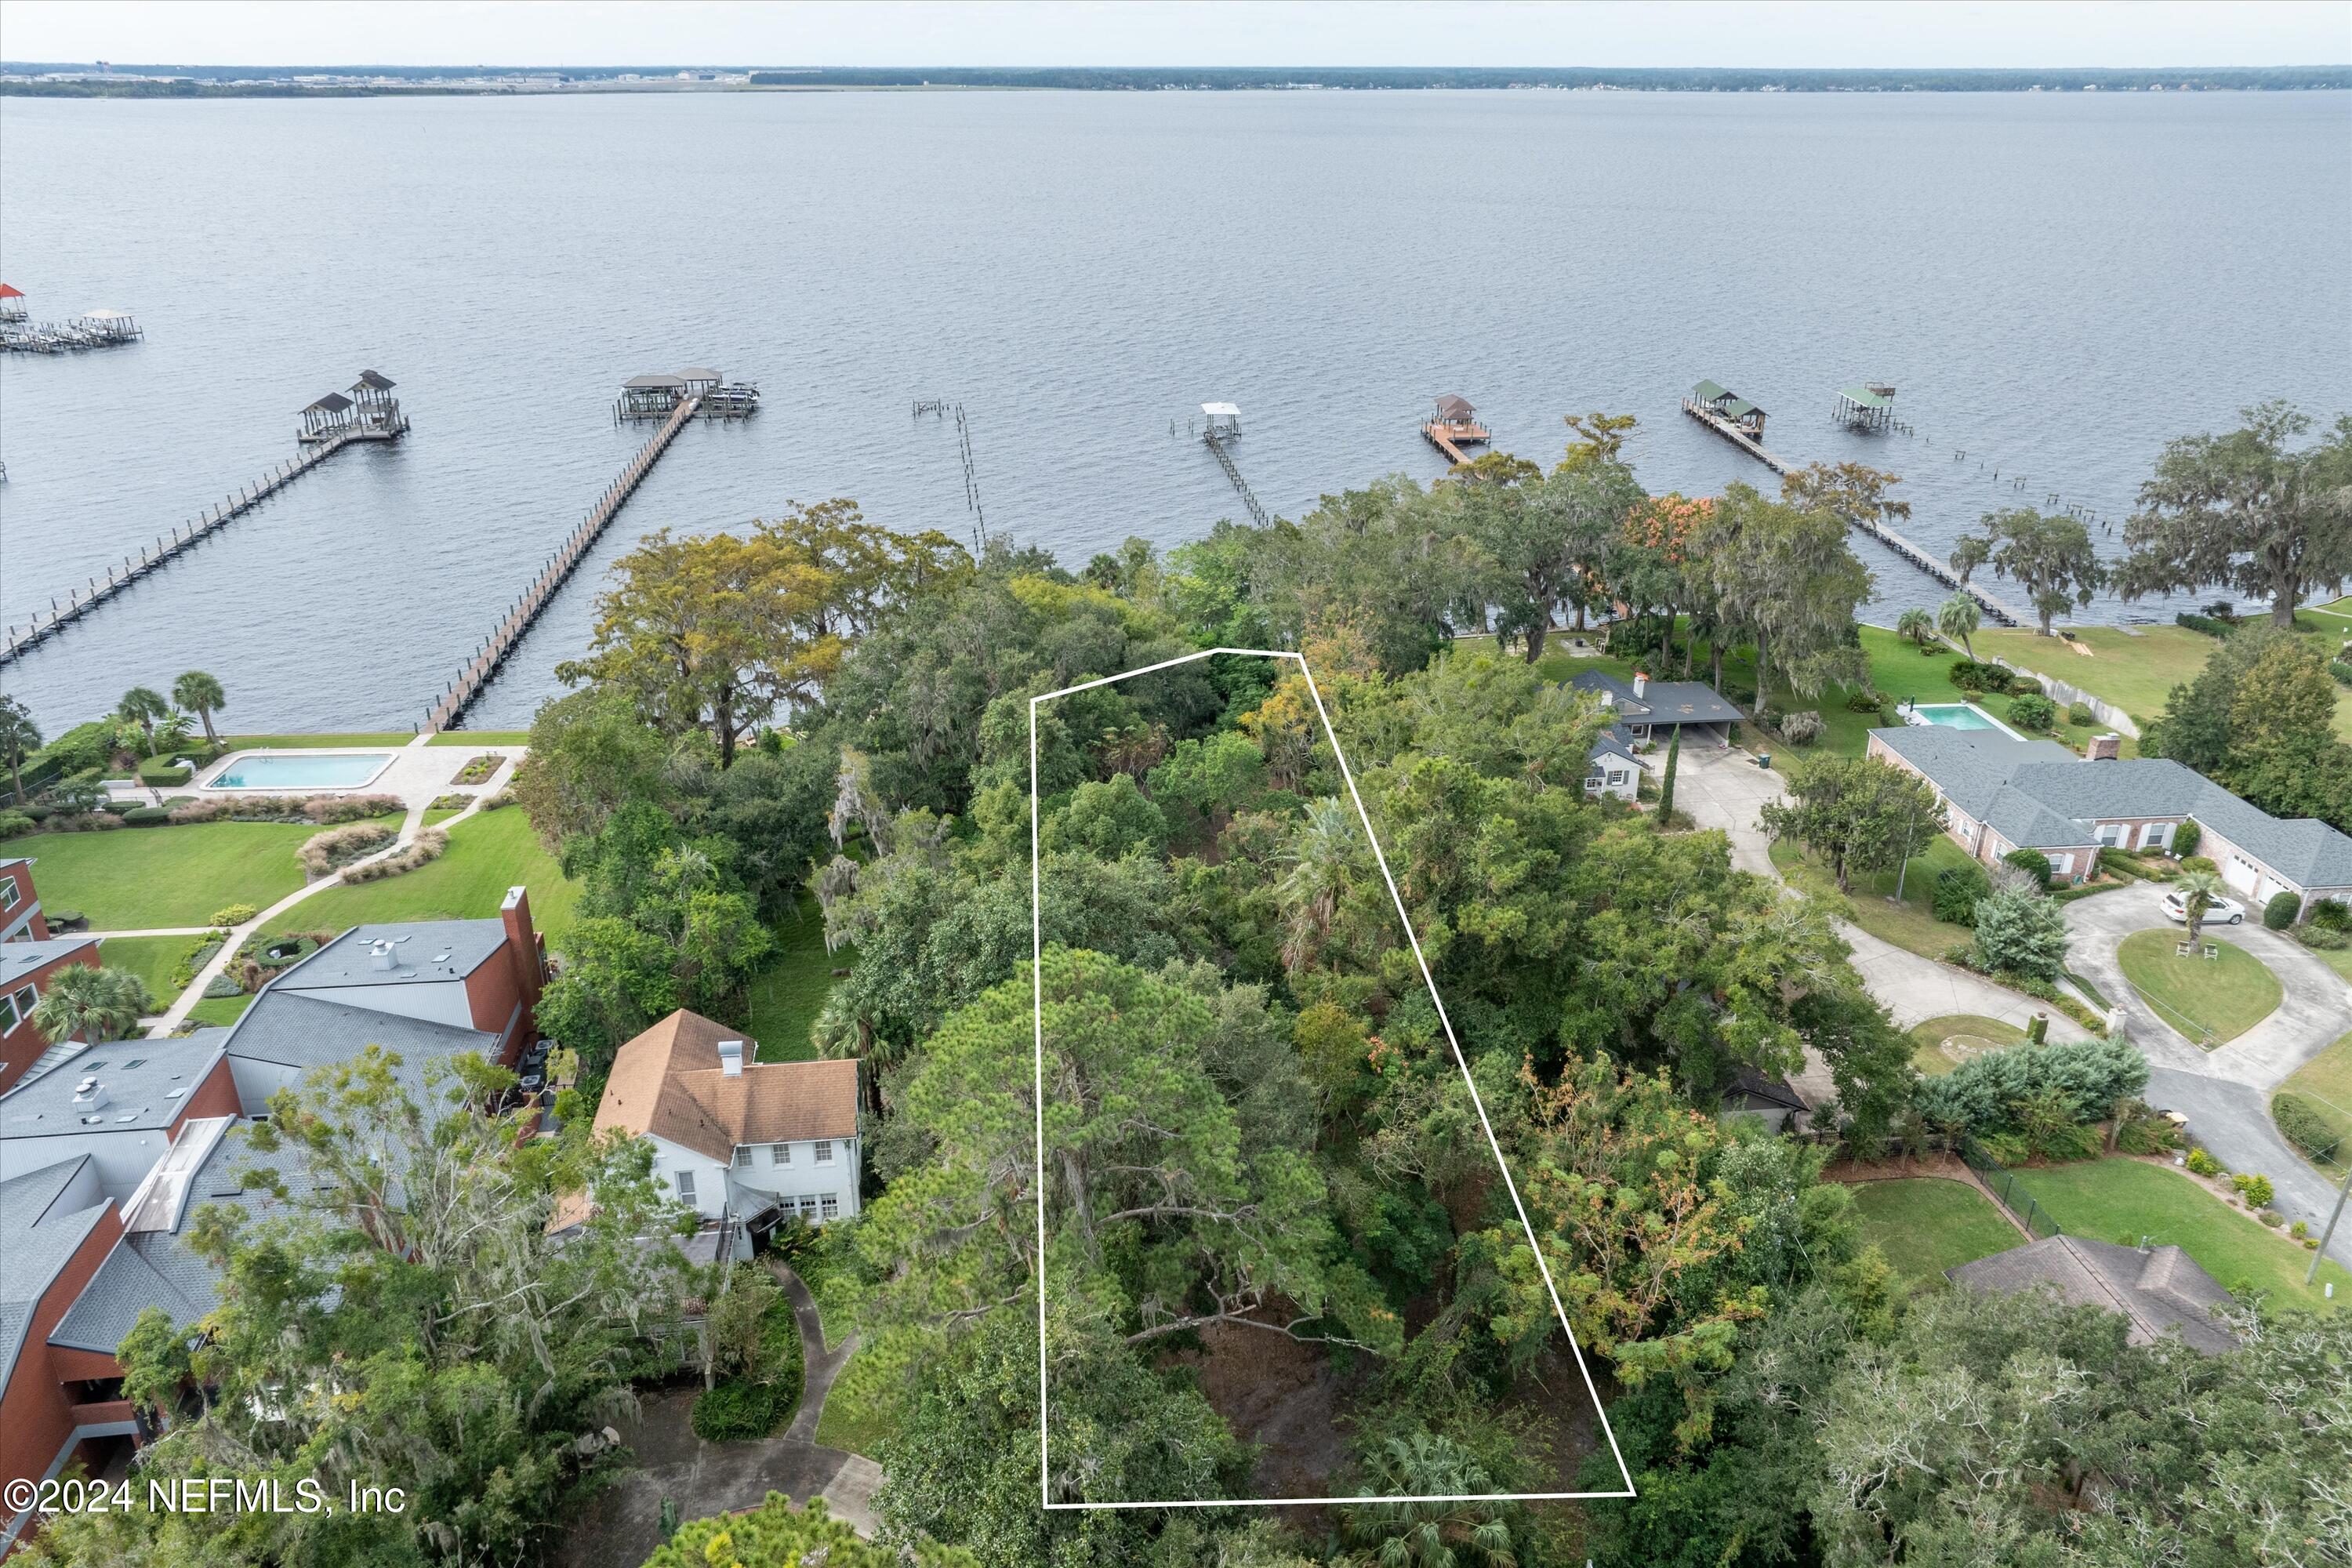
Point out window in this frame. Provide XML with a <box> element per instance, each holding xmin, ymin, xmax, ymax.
<box><xmin>769</xmin><ymin>1142</ymin><xmax>791</xmax><ymax>1167</ymax></box>
<box><xmin>732</xmin><ymin>1145</ymin><xmax>751</xmax><ymax>1168</ymax></box>
<box><xmin>674</xmin><ymin>1169</ymin><xmax>697</xmax><ymax>1204</ymax></box>
<box><xmin>0</xmin><ymin>879</ymin><xmax>18</xmax><ymax>910</ymax></box>
<box><xmin>0</xmin><ymin>994</ymin><xmax>16</xmax><ymax>1032</ymax></box>
<box><xmin>795</xmin><ymin>1194</ymin><xmax>818</xmax><ymax>1217</ymax></box>
<box><xmin>819</xmin><ymin>1193</ymin><xmax>840</xmax><ymax>1220</ymax></box>
<box><xmin>813</xmin><ymin>1140</ymin><xmax>834</xmax><ymax>1164</ymax></box>
<box><xmin>12</xmin><ymin>983</ymin><xmax>36</xmax><ymax>1020</ymax></box>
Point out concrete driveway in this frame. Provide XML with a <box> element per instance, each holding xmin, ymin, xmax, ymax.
<box><xmin>2063</xmin><ymin>883</ymin><xmax>2352</xmax><ymax>1089</ymax></box>
<box><xmin>1668</xmin><ymin>742</ymin><xmax>1785</xmax><ymax>877</ymax></box>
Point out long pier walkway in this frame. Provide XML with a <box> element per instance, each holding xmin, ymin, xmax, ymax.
<box><xmin>423</xmin><ymin>394</ymin><xmax>700</xmax><ymax>734</ymax></box>
<box><xmin>1203</xmin><ymin>429</ymin><xmax>1269</xmax><ymax>527</ymax></box>
<box><xmin>1679</xmin><ymin>397</ymin><xmax>2028</xmax><ymax>629</ymax></box>
<box><xmin>0</xmin><ymin>426</ymin><xmax>388</xmax><ymax>668</ymax></box>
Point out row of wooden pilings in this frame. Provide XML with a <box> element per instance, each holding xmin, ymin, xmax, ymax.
<box><xmin>0</xmin><ymin>430</ymin><xmax>360</xmax><ymax>669</ymax></box>
<box><xmin>422</xmin><ymin>395</ymin><xmax>701</xmax><ymax>734</ymax></box>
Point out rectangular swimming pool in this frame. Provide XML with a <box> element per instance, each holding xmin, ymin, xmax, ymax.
<box><xmin>1907</xmin><ymin>702</ymin><xmax>2022</xmax><ymax>739</ymax></box>
<box><xmin>206</xmin><ymin>751</ymin><xmax>394</xmax><ymax>790</ymax></box>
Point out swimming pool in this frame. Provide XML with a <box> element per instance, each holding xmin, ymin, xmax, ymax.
<box><xmin>1907</xmin><ymin>703</ymin><xmax>2023</xmax><ymax>739</ymax></box>
<box><xmin>205</xmin><ymin>751</ymin><xmax>395</xmax><ymax>790</ymax></box>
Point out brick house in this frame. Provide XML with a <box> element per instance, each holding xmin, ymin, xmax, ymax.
<box><xmin>1</xmin><ymin>858</ymin><xmax>52</xmax><ymax>943</ymax></box>
<box><xmin>1868</xmin><ymin>725</ymin><xmax>2352</xmax><ymax>913</ymax></box>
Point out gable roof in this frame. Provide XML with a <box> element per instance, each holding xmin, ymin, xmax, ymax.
<box><xmin>1947</xmin><ymin>1235</ymin><xmax>2237</xmax><ymax>1355</ymax></box>
<box><xmin>304</xmin><ymin>391</ymin><xmax>354</xmax><ymax>414</ymax></box>
<box><xmin>223</xmin><ymin>991</ymin><xmax>497</xmax><ymax>1093</ymax></box>
<box><xmin>1690</xmin><ymin>379</ymin><xmax>1730</xmax><ymax>402</ymax></box>
<box><xmin>352</xmin><ymin>369</ymin><xmax>395</xmax><ymax>390</ymax></box>
<box><xmin>598</xmin><ymin>1009</ymin><xmax>858</xmax><ymax>1163</ymax></box>
<box><xmin>1566</xmin><ymin>670</ymin><xmax>1745</xmax><ymax>729</ymax></box>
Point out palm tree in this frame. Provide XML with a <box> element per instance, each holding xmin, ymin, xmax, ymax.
<box><xmin>1276</xmin><ymin>797</ymin><xmax>1361</xmax><ymax>975</ymax></box>
<box><xmin>2175</xmin><ymin>868</ymin><xmax>2230</xmax><ymax>943</ymax></box>
<box><xmin>30</xmin><ymin>964</ymin><xmax>152</xmax><ymax>1046</ymax></box>
<box><xmin>116</xmin><ymin>687</ymin><xmax>169</xmax><ymax>757</ymax></box>
<box><xmin>1341</xmin><ymin>1432</ymin><xmax>1520</xmax><ymax>1568</ymax></box>
<box><xmin>1896</xmin><ymin>607</ymin><xmax>1936</xmax><ymax>652</ymax></box>
<box><xmin>0</xmin><ymin>694</ymin><xmax>40</xmax><ymax>807</ymax></box>
<box><xmin>172</xmin><ymin>670</ymin><xmax>227</xmax><ymax>746</ymax></box>
<box><xmin>1936</xmin><ymin>593</ymin><xmax>1982</xmax><ymax>660</ymax></box>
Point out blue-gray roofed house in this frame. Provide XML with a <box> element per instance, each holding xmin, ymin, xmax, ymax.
<box><xmin>1869</xmin><ymin>723</ymin><xmax>2352</xmax><ymax>913</ymax></box>
<box><xmin>1566</xmin><ymin>669</ymin><xmax>1745</xmax><ymax>799</ymax></box>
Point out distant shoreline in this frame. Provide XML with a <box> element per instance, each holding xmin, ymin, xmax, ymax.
<box><xmin>4</xmin><ymin>64</ymin><xmax>2347</xmax><ymax>99</ymax></box>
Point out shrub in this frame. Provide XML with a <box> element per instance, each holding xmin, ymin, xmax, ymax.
<box><xmin>340</xmin><ymin>828</ymin><xmax>448</xmax><ymax>882</ymax></box>
<box><xmin>429</xmin><ymin>793</ymin><xmax>473</xmax><ymax>811</ymax></box>
<box><xmin>2258</xmin><ymin>1208</ymin><xmax>2285</xmax><ymax>1228</ymax></box>
<box><xmin>2002</xmin><ymin>847</ymin><xmax>2053</xmax><ymax>887</ymax></box>
<box><xmin>1933</xmin><ymin>862</ymin><xmax>1991</xmax><ymax>925</ymax></box>
<box><xmin>2299</xmin><ymin>926</ymin><xmax>2350</xmax><ymax>951</ymax></box>
<box><xmin>1779</xmin><ymin>710</ymin><xmax>1825</xmax><ymax>746</ymax></box>
<box><xmin>2263</xmin><ymin>890</ymin><xmax>2300</xmax><ymax>930</ymax></box>
<box><xmin>201</xmin><ymin>974</ymin><xmax>245</xmax><ymax>999</ymax></box>
<box><xmin>122</xmin><ymin>805</ymin><xmax>171</xmax><ymax>825</ymax></box>
<box><xmin>1947</xmin><ymin>659</ymin><xmax>2016</xmax><ymax>695</ymax></box>
<box><xmin>2176</xmin><ymin>611</ymin><xmax>2234</xmax><ymax>638</ymax></box>
<box><xmin>2292</xmin><ymin>1220</ymin><xmax>2310</xmax><ymax>1240</ymax></box>
<box><xmin>481</xmin><ymin>788</ymin><xmax>516</xmax><ymax>811</ymax></box>
<box><xmin>2230</xmin><ymin>1171</ymin><xmax>2275</xmax><ymax>1207</ymax></box>
<box><xmin>2067</xmin><ymin>701</ymin><xmax>2095</xmax><ymax>727</ymax></box>
<box><xmin>2330</xmin><ymin>659</ymin><xmax>2352</xmax><ymax>691</ymax></box>
<box><xmin>2313</xmin><ymin>898</ymin><xmax>2351</xmax><ymax>932</ymax></box>
<box><xmin>209</xmin><ymin>903</ymin><xmax>259</xmax><ymax>927</ymax></box>
<box><xmin>298</xmin><ymin>822</ymin><xmax>396</xmax><ymax>879</ymax></box>
<box><xmin>136</xmin><ymin>758</ymin><xmax>191</xmax><ymax>787</ymax></box>
<box><xmin>2114</xmin><ymin>1110</ymin><xmax>2177</xmax><ymax>1155</ymax></box>
<box><xmin>100</xmin><ymin>799</ymin><xmax>135</xmax><ymax>816</ymax></box>
<box><xmin>688</xmin><ymin>1377</ymin><xmax>793</xmax><ymax>1443</ymax></box>
<box><xmin>2185</xmin><ymin>1146</ymin><xmax>2223</xmax><ymax>1178</ymax></box>
<box><xmin>1911</xmin><ymin>1034</ymin><xmax>2145</xmax><ymax>1139</ymax></box>
<box><xmin>1844</xmin><ymin>690</ymin><xmax>1887</xmax><ymax>713</ymax></box>
<box><xmin>2172</xmin><ymin>819</ymin><xmax>2202</xmax><ymax>858</ymax></box>
<box><xmin>2007</xmin><ymin>693</ymin><xmax>2057</xmax><ymax>731</ymax></box>
<box><xmin>0</xmin><ymin>811</ymin><xmax>33</xmax><ymax>840</ymax></box>
<box><xmin>2178</xmin><ymin>855</ymin><xmax>2216</xmax><ymax>876</ymax></box>
<box><xmin>2272</xmin><ymin>1093</ymin><xmax>2339</xmax><ymax>1161</ymax></box>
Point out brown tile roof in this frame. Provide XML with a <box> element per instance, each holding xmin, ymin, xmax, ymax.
<box><xmin>596</xmin><ymin>1009</ymin><xmax>858</xmax><ymax>1163</ymax></box>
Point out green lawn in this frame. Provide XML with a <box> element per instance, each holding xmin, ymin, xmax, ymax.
<box><xmin>2276</xmin><ymin>1029</ymin><xmax>2352</xmax><ymax>1175</ymax></box>
<box><xmin>96</xmin><ymin>933</ymin><xmax>205</xmax><ymax>1012</ymax></box>
<box><xmin>744</xmin><ymin>912</ymin><xmax>845</xmax><ymax>1062</ymax></box>
<box><xmin>185</xmin><ymin>992</ymin><xmax>256</xmax><ymax>1029</ymax></box>
<box><xmin>811</xmin><ymin>1342</ymin><xmax>897</xmax><ymax>1456</ymax></box>
<box><xmin>1849</xmin><ymin>1178</ymin><xmax>2023</xmax><ymax>1290</ymax></box>
<box><xmin>0</xmin><ymin>819</ymin><xmax>394</xmax><ymax>929</ymax></box>
<box><xmin>1771</xmin><ymin>831</ymin><xmax>1979</xmax><ymax>960</ymax></box>
<box><xmin>2118</xmin><ymin>929</ymin><xmax>2281</xmax><ymax>1046</ymax></box>
<box><xmin>220</xmin><ymin>732</ymin><xmax>413</xmax><ymax>750</ymax></box>
<box><xmin>1908</xmin><ymin>1014</ymin><xmax>2027</xmax><ymax>1077</ymax></box>
<box><xmin>2006</xmin><ymin>1158</ymin><xmax>2350</xmax><ymax>1308</ymax></box>
<box><xmin>257</xmin><ymin>807</ymin><xmax>581</xmax><ymax>953</ymax></box>
<box><xmin>426</xmin><ymin>731</ymin><xmax>528</xmax><ymax>746</ymax></box>
<box><xmin>1976</xmin><ymin>625</ymin><xmax>2214</xmax><ymax>730</ymax></box>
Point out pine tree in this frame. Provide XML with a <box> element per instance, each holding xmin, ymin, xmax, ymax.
<box><xmin>1657</xmin><ymin>728</ymin><xmax>1681</xmax><ymax>824</ymax></box>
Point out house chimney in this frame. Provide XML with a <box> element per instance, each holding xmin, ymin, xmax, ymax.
<box><xmin>2088</xmin><ymin>733</ymin><xmax>2122</xmax><ymax>762</ymax></box>
<box><xmin>368</xmin><ymin>939</ymin><xmax>397</xmax><ymax>972</ymax></box>
<box><xmin>1633</xmin><ymin>671</ymin><xmax>1649</xmax><ymax>699</ymax></box>
<box><xmin>501</xmin><ymin>886</ymin><xmax>544</xmax><ymax>1045</ymax></box>
<box><xmin>717</xmin><ymin>1040</ymin><xmax>745</xmax><ymax>1077</ymax></box>
<box><xmin>1599</xmin><ymin>688</ymin><xmax>1615</xmax><ymax>708</ymax></box>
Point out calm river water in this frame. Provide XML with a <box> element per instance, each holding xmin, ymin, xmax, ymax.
<box><xmin>1</xmin><ymin>89</ymin><xmax>2346</xmax><ymax>731</ymax></box>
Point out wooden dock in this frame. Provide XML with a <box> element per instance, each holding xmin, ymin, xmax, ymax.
<box><xmin>423</xmin><ymin>394</ymin><xmax>700</xmax><ymax>734</ymax></box>
<box><xmin>1</xmin><ymin>426</ymin><xmax>383</xmax><ymax>668</ymax></box>
<box><xmin>1679</xmin><ymin>395</ymin><xmax>2026</xmax><ymax>628</ymax></box>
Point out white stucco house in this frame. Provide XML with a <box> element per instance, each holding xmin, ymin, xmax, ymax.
<box><xmin>572</xmin><ymin>1009</ymin><xmax>862</xmax><ymax>1257</ymax></box>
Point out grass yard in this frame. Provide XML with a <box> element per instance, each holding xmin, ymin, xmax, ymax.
<box><xmin>2006</xmin><ymin>1158</ymin><xmax>2350</xmax><ymax>1308</ymax></box>
<box><xmin>1771</xmin><ymin>831</ymin><xmax>1980</xmax><ymax>960</ymax></box>
<box><xmin>2118</xmin><ymin>929</ymin><xmax>2281</xmax><ymax>1047</ymax></box>
<box><xmin>96</xmin><ymin>933</ymin><xmax>205</xmax><ymax>1012</ymax></box>
<box><xmin>1975</xmin><ymin>625</ymin><xmax>2215</xmax><ymax>730</ymax></box>
<box><xmin>427</xmin><ymin>731</ymin><xmax>528</xmax><ymax>746</ymax></box>
<box><xmin>1908</xmin><ymin>1014</ymin><xmax>2027</xmax><ymax>1076</ymax></box>
<box><xmin>1849</xmin><ymin>1178</ymin><xmax>2023</xmax><ymax>1290</ymax></box>
<box><xmin>257</xmin><ymin>807</ymin><xmax>580</xmax><ymax>953</ymax></box>
<box><xmin>220</xmin><ymin>732</ymin><xmax>413</xmax><ymax>750</ymax></box>
<box><xmin>811</xmin><ymin>1342</ymin><xmax>897</xmax><ymax>1456</ymax></box>
<box><xmin>184</xmin><ymin>992</ymin><xmax>256</xmax><ymax>1028</ymax></box>
<box><xmin>2275</xmin><ymin>1029</ymin><xmax>2352</xmax><ymax>1175</ymax></box>
<box><xmin>744</xmin><ymin>912</ymin><xmax>844</xmax><ymax>1062</ymax></box>
<box><xmin>0</xmin><ymin>819</ymin><xmax>394</xmax><ymax>929</ymax></box>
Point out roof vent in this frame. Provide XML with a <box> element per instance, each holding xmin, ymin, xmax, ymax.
<box><xmin>368</xmin><ymin>939</ymin><xmax>398</xmax><ymax>972</ymax></box>
<box><xmin>72</xmin><ymin>1081</ymin><xmax>109</xmax><ymax>1112</ymax></box>
<box><xmin>717</xmin><ymin>1040</ymin><xmax>745</xmax><ymax>1078</ymax></box>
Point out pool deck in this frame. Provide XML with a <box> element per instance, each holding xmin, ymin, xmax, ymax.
<box><xmin>104</xmin><ymin>739</ymin><xmax>527</xmax><ymax>813</ymax></box>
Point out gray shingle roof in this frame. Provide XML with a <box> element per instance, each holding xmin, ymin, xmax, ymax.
<box><xmin>0</xmin><ymin>1156</ymin><xmax>109</xmax><ymax>1399</ymax></box>
<box><xmin>1874</xmin><ymin>725</ymin><xmax>2352</xmax><ymax>887</ymax></box>
<box><xmin>225</xmin><ymin>990</ymin><xmax>497</xmax><ymax>1084</ymax></box>
<box><xmin>0</xmin><ymin>935</ymin><xmax>99</xmax><ymax>986</ymax></box>
<box><xmin>1947</xmin><ymin>1235</ymin><xmax>2238</xmax><ymax>1355</ymax></box>
<box><xmin>1566</xmin><ymin>670</ymin><xmax>1745</xmax><ymax>734</ymax></box>
<box><xmin>0</xmin><ymin>1037</ymin><xmax>227</xmax><ymax>1141</ymax></box>
<box><xmin>273</xmin><ymin>918</ymin><xmax>510</xmax><ymax>992</ymax></box>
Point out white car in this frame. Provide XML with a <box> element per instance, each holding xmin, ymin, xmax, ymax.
<box><xmin>2161</xmin><ymin>887</ymin><xmax>2245</xmax><ymax>926</ymax></box>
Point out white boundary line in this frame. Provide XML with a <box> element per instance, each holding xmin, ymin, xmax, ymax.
<box><xmin>1031</xmin><ymin>647</ymin><xmax>1636</xmax><ymax>1509</ymax></box>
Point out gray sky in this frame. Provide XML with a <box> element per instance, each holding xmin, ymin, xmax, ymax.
<box><xmin>2</xmin><ymin>1</ymin><xmax>2346</xmax><ymax>70</ymax></box>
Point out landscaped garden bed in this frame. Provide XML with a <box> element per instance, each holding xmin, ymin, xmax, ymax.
<box><xmin>451</xmin><ymin>753</ymin><xmax>503</xmax><ymax>786</ymax></box>
<box><xmin>2117</xmin><ymin>928</ymin><xmax>2281</xmax><ymax>1047</ymax></box>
